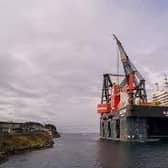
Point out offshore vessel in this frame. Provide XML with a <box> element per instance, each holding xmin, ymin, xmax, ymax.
<box><xmin>97</xmin><ymin>35</ymin><xmax>168</xmax><ymax>142</ymax></box>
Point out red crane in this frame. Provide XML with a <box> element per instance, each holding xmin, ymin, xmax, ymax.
<box><xmin>97</xmin><ymin>35</ymin><xmax>147</xmax><ymax>114</ymax></box>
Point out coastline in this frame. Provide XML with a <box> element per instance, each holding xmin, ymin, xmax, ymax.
<box><xmin>0</xmin><ymin>131</ymin><xmax>57</xmax><ymax>164</ymax></box>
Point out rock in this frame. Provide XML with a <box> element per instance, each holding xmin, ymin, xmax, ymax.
<box><xmin>45</xmin><ymin>124</ymin><xmax>61</xmax><ymax>138</ymax></box>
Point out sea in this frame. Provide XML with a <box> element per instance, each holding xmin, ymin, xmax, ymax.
<box><xmin>1</xmin><ymin>133</ymin><xmax>168</xmax><ymax>168</ymax></box>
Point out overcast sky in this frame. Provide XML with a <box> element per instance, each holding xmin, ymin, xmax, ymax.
<box><xmin>0</xmin><ymin>0</ymin><xmax>167</xmax><ymax>132</ymax></box>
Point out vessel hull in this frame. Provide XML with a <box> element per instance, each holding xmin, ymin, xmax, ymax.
<box><xmin>100</xmin><ymin>105</ymin><xmax>168</xmax><ymax>142</ymax></box>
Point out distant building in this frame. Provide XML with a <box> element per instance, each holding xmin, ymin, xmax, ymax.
<box><xmin>23</xmin><ymin>122</ymin><xmax>45</xmax><ymax>132</ymax></box>
<box><xmin>0</xmin><ymin>121</ymin><xmax>45</xmax><ymax>135</ymax></box>
<box><xmin>0</xmin><ymin>122</ymin><xmax>23</xmax><ymax>134</ymax></box>
<box><xmin>0</xmin><ymin>121</ymin><xmax>59</xmax><ymax>137</ymax></box>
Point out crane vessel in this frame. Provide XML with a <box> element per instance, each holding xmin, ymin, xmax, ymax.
<box><xmin>97</xmin><ymin>35</ymin><xmax>168</xmax><ymax>142</ymax></box>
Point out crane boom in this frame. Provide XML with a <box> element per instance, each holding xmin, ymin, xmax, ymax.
<box><xmin>113</xmin><ymin>34</ymin><xmax>147</xmax><ymax>104</ymax></box>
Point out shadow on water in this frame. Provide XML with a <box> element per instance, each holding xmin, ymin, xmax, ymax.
<box><xmin>96</xmin><ymin>139</ymin><xmax>168</xmax><ymax>168</ymax></box>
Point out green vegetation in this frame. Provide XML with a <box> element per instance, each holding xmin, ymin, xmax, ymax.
<box><xmin>0</xmin><ymin>131</ymin><xmax>54</xmax><ymax>162</ymax></box>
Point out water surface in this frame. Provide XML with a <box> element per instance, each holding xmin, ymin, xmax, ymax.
<box><xmin>1</xmin><ymin>133</ymin><xmax>168</xmax><ymax>168</ymax></box>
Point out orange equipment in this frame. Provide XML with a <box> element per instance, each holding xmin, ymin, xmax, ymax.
<box><xmin>111</xmin><ymin>84</ymin><xmax>120</xmax><ymax>111</ymax></box>
<box><xmin>97</xmin><ymin>103</ymin><xmax>111</xmax><ymax>113</ymax></box>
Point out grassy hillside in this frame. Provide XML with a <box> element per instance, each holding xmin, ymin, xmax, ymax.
<box><xmin>0</xmin><ymin>131</ymin><xmax>54</xmax><ymax>162</ymax></box>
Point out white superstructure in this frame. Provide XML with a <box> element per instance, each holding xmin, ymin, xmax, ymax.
<box><xmin>152</xmin><ymin>76</ymin><xmax>168</xmax><ymax>106</ymax></box>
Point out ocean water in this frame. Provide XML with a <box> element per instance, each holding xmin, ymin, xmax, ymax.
<box><xmin>1</xmin><ymin>133</ymin><xmax>168</xmax><ymax>168</ymax></box>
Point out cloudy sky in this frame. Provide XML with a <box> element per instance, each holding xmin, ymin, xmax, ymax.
<box><xmin>0</xmin><ymin>0</ymin><xmax>167</xmax><ymax>132</ymax></box>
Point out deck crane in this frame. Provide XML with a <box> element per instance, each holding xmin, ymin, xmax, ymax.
<box><xmin>113</xmin><ymin>34</ymin><xmax>147</xmax><ymax>105</ymax></box>
<box><xmin>97</xmin><ymin>35</ymin><xmax>148</xmax><ymax>114</ymax></box>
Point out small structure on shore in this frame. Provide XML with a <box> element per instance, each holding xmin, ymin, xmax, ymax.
<box><xmin>0</xmin><ymin>122</ymin><xmax>23</xmax><ymax>134</ymax></box>
<box><xmin>0</xmin><ymin>121</ymin><xmax>60</xmax><ymax>138</ymax></box>
<box><xmin>23</xmin><ymin>122</ymin><xmax>45</xmax><ymax>132</ymax></box>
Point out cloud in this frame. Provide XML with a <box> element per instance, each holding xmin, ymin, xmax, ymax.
<box><xmin>0</xmin><ymin>0</ymin><xmax>167</xmax><ymax>132</ymax></box>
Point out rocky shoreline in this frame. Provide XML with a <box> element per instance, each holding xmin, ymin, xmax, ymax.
<box><xmin>0</xmin><ymin>131</ymin><xmax>58</xmax><ymax>164</ymax></box>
